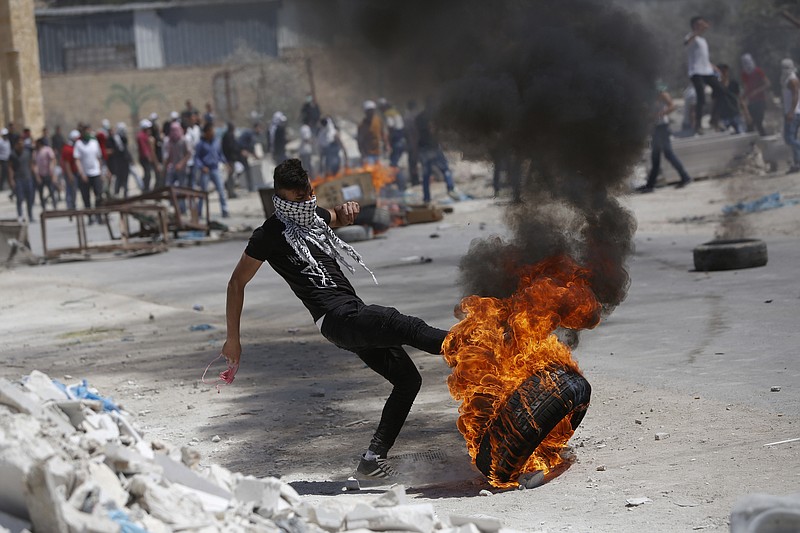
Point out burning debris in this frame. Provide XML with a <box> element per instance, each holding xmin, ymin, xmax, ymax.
<box><xmin>0</xmin><ymin>371</ymin><xmax>516</xmax><ymax>533</ymax></box>
<box><xmin>443</xmin><ymin>257</ymin><xmax>600</xmax><ymax>488</ymax></box>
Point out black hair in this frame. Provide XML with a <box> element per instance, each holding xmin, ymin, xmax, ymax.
<box><xmin>202</xmin><ymin>122</ymin><xmax>215</xmax><ymax>134</ymax></box>
<box><xmin>274</xmin><ymin>158</ymin><xmax>309</xmax><ymax>191</ymax></box>
<box><xmin>718</xmin><ymin>63</ymin><xmax>729</xmax><ymax>72</ymax></box>
<box><xmin>690</xmin><ymin>16</ymin><xmax>705</xmax><ymax>28</ymax></box>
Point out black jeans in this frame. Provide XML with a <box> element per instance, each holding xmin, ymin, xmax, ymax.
<box><xmin>691</xmin><ymin>74</ymin><xmax>723</xmax><ymax>131</ymax></box>
<box><xmin>320</xmin><ymin>301</ymin><xmax>448</xmax><ymax>457</ymax></box>
<box><xmin>647</xmin><ymin>124</ymin><xmax>691</xmax><ymax>187</ymax></box>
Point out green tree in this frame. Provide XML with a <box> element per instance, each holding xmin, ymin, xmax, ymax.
<box><xmin>105</xmin><ymin>83</ymin><xmax>167</xmax><ymax>127</ymax></box>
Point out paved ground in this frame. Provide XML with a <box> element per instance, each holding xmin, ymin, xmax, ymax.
<box><xmin>1</xmin><ymin>167</ymin><xmax>799</xmax><ymax>532</ymax></box>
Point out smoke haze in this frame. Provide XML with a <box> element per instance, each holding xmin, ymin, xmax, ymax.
<box><xmin>335</xmin><ymin>0</ymin><xmax>658</xmax><ymax>307</ymax></box>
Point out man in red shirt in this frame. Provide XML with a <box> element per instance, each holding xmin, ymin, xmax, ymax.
<box><xmin>741</xmin><ymin>53</ymin><xmax>771</xmax><ymax>136</ymax></box>
<box><xmin>60</xmin><ymin>130</ymin><xmax>80</xmax><ymax>210</ymax></box>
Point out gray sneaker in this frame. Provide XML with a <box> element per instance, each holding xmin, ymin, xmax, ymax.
<box><xmin>356</xmin><ymin>454</ymin><xmax>398</xmax><ymax>479</ymax></box>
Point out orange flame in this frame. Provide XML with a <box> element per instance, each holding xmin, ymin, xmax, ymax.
<box><xmin>311</xmin><ymin>163</ymin><xmax>396</xmax><ymax>195</ymax></box>
<box><xmin>442</xmin><ymin>255</ymin><xmax>602</xmax><ymax>488</ymax></box>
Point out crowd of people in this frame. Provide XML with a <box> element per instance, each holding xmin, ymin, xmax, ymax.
<box><xmin>638</xmin><ymin>15</ymin><xmax>800</xmax><ymax>193</ymax></box>
<box><xmin>0</xmin><ymin>92</ymin><xmax>473</xmax><ymax>224</ymax></box>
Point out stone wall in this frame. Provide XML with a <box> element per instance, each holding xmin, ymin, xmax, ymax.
<box><xmin>0</xmin><ymin>0</ymin><xmax>45</xmax><ymax>133</ymax></box>
<box><xmin>41</xmin><ymin>47</ymin><xmax>390</xmax><ymax>133</ymax></box>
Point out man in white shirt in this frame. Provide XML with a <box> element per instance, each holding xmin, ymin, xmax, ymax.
<box><xmin>685</xmin><ymin>16</ymin><xmax>722</xmax><ymax>135</ymax></box>
<box><xmin>73</xmin><ymin>123</ymin><xmax>104</xmax><ymax>223</ymax></box>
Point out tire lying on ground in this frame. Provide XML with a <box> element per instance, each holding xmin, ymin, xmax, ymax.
<box><xmin>334</xmin><ymin>224</ymin><xmax>374</xmax><ymax>243</ymax></box>
<box><xmin>475</xmin><ymin>368</ymin><xmax>591</xmax><ymax>485</ymax></box>
<box><xmin>355</xmin><ymin>205</ymin><xmax>392</xmax><ymax>232</ymax></box>
<box><xmin>693</xmin><ymin>238</ymin><xmax>767</xmax><ymax>272</ymax></box>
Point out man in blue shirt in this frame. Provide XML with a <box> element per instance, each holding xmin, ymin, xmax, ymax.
<box><xmin>194</xmin><ymin>123</ymin><xmax>230</xmax><ymax>218</ymax></box>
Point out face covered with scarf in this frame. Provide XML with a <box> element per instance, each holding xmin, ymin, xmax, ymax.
<box><xmin>272</xmin><ymin>192</ymin><xmax>377</xmax><ymax>285</ymax></box>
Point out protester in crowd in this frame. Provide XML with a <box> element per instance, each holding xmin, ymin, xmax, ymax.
<box><xmin>237</xmin><ymin>121</ymin><xmax>263</xmax><ymax>192</ymax></box>
<box><xmin>221</xmin><ymin>158</ymin><xmax>450</xmax><ymax>479</ymax></box>
<box><xmin>740</xmin><ymin>53</ymin><xmax>771</xmax><ymax>136</ymax></box>
<box><xmin>33</xmin><ymin>137</ymin><xmax>57</xmax><ymax>210</ymax></box>
<box><xmin>136</xmin><ymin>119</ymin><xmax>157</xmax><ymax>192</ymax></box>
<box><xmin>637</xmin><ymin>83</ymin><xmax>693</xmax><ymax>193</ymax></box>
<box><xmin>22</xmin><ymin>128</ymin><xmax>32</xmax><ymax>150</ymax></box>
<box><xmin>51</xmin><ymin>125</ymin><xmax>66</xmax><ymax>163</ymax></box>
<box><xmin>357</xmin><ymin>100</ymin><xmax>386</xmax><ymax>166</ymax></box>
<box><xmin>269</xmin><ymin>111</ymin><xmax>289</xmax><ymax>165</ymax></box>
<box><xmin>403</xmin><ymin>100</ymin><xmax>421</xmax><ymax>186</ymax></box>
<box><xmin>781</xmin><ymin>58</ymin><xmax>800</xmax><ymax>174</ymax></box>
<box><xmin>684</xmin><ymin>16</ymin><xmax>722</xmax><ymax>135</ymax></box>
<box><xmin>73</xmin><ymin>123</ymin><xmax>105</xmax><ymax>223</ymax></box>
<box><xmin>181</xmin><ymin>99</ymin><xmax>197</xmax><ymax>126</ymax></box>
<box><xmin>107</xmin><ymin>122</ymin><xmax>132</xmax><ymax>198</ymax></box>
<box><xmin>222</xmin><ymin>122</ymin><xmax>244</xmax><ymax>199</ymax></box>
<box><xmin>8</xmin><ymin>136</ymin><xmax>36</xmax><ymax>222</ymax></box>
<box><xmin>194</xmin><ymin>122</ymin><xmax>230</xmax><ymax>219</ymax></box>
<box><xmin>379</xmin><ymin>98</ymin><xmax>407</xmax><ymax>191</ymax></box>
<box><xmin>415</xmin><ymin>101</ymin><xmax>462</xmax><ymax>203</ymax></box>
<box><xmin>317</xmin><ymin>116</ymin><xmax>347</xmax><ymax>177</ymax></box>
<box><xmin>60</xmin><ymin>130</ymin><xmax>80</xmax><ymax>210</ymax></box>
<box><xmin>163</xmin><ymin>121</ymin><xmax>190</xmax><ymax>189</ymax></box>
<box><xmin>715</xmin><ymin>64</ymin><xmax>745</xmax><ymax>134</ymax></box>
<box><xmin>300</xmin><ymin>93</ymin><xmax>321</xmax><ymax>134</ymax></box>
<box><xmin>184</xmin><ymin>111</ymin><xmax>202</xmax><ymax>190</ymax></box>
<box><xmin>0</xmin><ymin>128</ymin><xmax>10</xmax><ymax>193</ymax></box>
<box><xmin>204</xmin><ymin>102</ymin><xmax>215</xmax><ymax>125</ymax></box>
<box><xmin>148</xmin><ymin>113</ymin><xmax>165</xmax><ymax>189</ymax></box>
<box><xmin>299</xmin><ymin>124</ymin><xmax>314</xmax><ymax>175</ymax></box>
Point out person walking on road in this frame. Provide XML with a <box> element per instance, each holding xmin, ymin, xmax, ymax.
<box><xmin>221</xmin><ymin>158</ymin><xmax>450</xmax><ymax>479</ymax></box>
<box><xmin>637</xmin><ymin>84</ymin><xmax>692</xmax><ymax>193</ymax></box>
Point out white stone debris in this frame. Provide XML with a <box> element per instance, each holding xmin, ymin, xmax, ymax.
<box><xmin>0</xmin><ymin>370</ymin><xmax>508</xmax><ymax>533</ymax></box>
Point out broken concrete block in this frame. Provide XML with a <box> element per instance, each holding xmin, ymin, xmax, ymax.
<box><xmin>655</xmin><ymin>432</ymin><xmax>670</xmax><ymax>441</ymax></box>
<box><xmin>346</xmin><ymin>503</ymin><xmax>436</xmax><ymax>533</ymax></box>
<box><xmin>0</xmin><ymin>412</ymin><xmax>56</xmax><ymax>520</ymax></box>
<box><xmin>0</xmin><ymin>508</ymin><xmax>31</xmax><ymax>533</ymax></box>
<box><xmin>128</xmin><ymin>475</ymin><xmax>209</xmax><ymax>528</ymax></box>
<box><xmin>24</xmin><ymin>455</ymin><xmax>75</xmax><ymax>533</ymax></box>
<box><xmin>102</xmin><ymin>443</ymin><xmax>161</xmax><ymax>476</ymax></box>
<box><xmin>86</xmin><ymin>462</ymin><xmax>128</xmax><ymax>509</ymax></box>
<box><xmin>60</xmin><ymin>501</ymin><xmax>120</xmax><ymax>533</ymax></box>
<box><xmin>730</xmin><ymin>492</ymin><xmax>800</xmax><ymax>533</ymax></box>
<box><xmin>233</xmin><ymin>476</ymin><xmax>282</xmax><ymax>519</ymax></box>
<box><xmin>154</xmin><ymin>453</ymin><xmax>232</xmax><ymax>500</ymax></box>
<box><xmin>0</xmin><ymin>378</ymin><xmax>42</xmax><ymax>416</ymax></box>
<box><xmin>279</xmin><ymin>482</ymin><xmax>302</xmax><ymax>508</ymax></box>
<box><xmin>372</xmin><ymin>485</ymin><xmax>408</xmax><ymax>508</ymax></box>
<box><xmin>310</xmin><ymin>504</ymin><xmax>345</xmax><ymax>531</ymax></box>
<box><xmin>450</xmin><ymin>514</ymin><xmax>502</xmax><ymax>533</ymax></box>
<box><xmin>22</xmin><ymin>371</ymin><xmax>69</xmax><ymax>402</ymax></box>
<box><xmin>81</xmin><ymin>413</ymin><xmax>120</xmax><ymax>442</ymax></box>
<box><xmin>201</xmin><ymin>463</ymin><xmax>235</xmax><ymax>493</ymax></box>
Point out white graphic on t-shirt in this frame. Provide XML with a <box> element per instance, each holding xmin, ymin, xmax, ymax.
<box><xmin>290</xmin><ymin>254</ymin><xmax>337</xmax><ymax>288</ymax></box>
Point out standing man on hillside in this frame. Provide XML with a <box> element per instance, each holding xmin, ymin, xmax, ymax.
<box><xmin>684</xmin><ymin>16</ymin><xmax>722</xmax><ymax>135</ymax></box>
<box><xmin>221</xmin><ymin>158</ymin><xmax>451</xmax><ymax>479</ymax></box>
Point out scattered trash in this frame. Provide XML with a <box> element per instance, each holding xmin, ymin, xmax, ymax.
<box><xmin>722</xmin><ymin>192</ymin><xmax>800</xmax><ymax>215</ymax></box>
<box><xmin>626</xmin><ymin>497</ymin><xmax>653</xmax><ymax>507</ymax></box>
<box><xmin>192</xmin><ymin>304</ymin><xmax>204</xmax><ymax>312</ymax></box>
<box><xmin>211</xmin><ymin>435</ymin><xmax>221</xmax><ymax>443</ymax></box>
<box><xmin>190</xmin><ymin>324</ymin><xmax>214</xmax><ymax>331</ymax></box>
<box><xmin>655</xmin><ymin>432</ymin><xmax>670</xmax><ymax>441</ymax></box>
<box><xmin>429</xmin><ymin>233</ymin><xmax>440</xmax><ymax>239</ymax></box>
<box><xmin>770</xmin><ymin>386</ymin><xmax>782</xmax><ymax>392</ymax></box>
<box><xmin>596</xmin><ymin>465</ymin><xmax>606</xmax><ymax>471</ymax></box>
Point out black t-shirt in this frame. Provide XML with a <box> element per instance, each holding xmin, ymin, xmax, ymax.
<box><xmin>717</xmin><ymin>80</ymin><xmax>741</xmax><ymax>120</ymax></box>
<box><xmin>245</xmin><ymin>207</ymin><xmax>361</xmax><ymax>321</ymax></box>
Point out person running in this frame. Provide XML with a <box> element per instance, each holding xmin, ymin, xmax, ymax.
<box><xmin>221</xmin><ymin>158</ymin><xmax>450</xmax><ymax>478</ymax></box>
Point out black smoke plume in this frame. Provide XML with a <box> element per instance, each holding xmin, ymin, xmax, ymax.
<box><xmin>339</xmin><ymin>0</ymin><xmax>658</xmax><ymax>307</ymax></box>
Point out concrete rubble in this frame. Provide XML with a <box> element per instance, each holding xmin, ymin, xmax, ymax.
<box><xmin>0</xmin><ymin>370</ymin><xmax>515</xmax><ymax>533</ymax></box>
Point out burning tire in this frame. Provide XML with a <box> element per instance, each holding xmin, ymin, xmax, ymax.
<box><xmin>693</xmin><ymin>238</ymin><xmax>767</xmax><ymax>271</ymax></box>
<box><xmin>475</xmin><ymin>368</ymin><xmax>591</xmax><ymax>485</ymax></box>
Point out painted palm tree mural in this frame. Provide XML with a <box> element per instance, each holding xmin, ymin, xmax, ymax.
<box><xmin>105</xmin><ymin>83</ymin><xmax>167</xmax><ymax>126</ymax></box>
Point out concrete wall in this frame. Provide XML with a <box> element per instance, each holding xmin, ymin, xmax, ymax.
<box><xmin>0</xmin><ymin>0</ymin><xmax>45</xmax><ymax>133</ymax></box>
<box><xmin>41</xmin><ymin>47</ymin><xmax>388</xmax><ymax>135</ymax></box>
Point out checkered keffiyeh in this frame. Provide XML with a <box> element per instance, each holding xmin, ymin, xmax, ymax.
<box><xmin>272</xmin><ymin>194</ymin><xmax>377</xmax><ymax>285</ymax></box>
